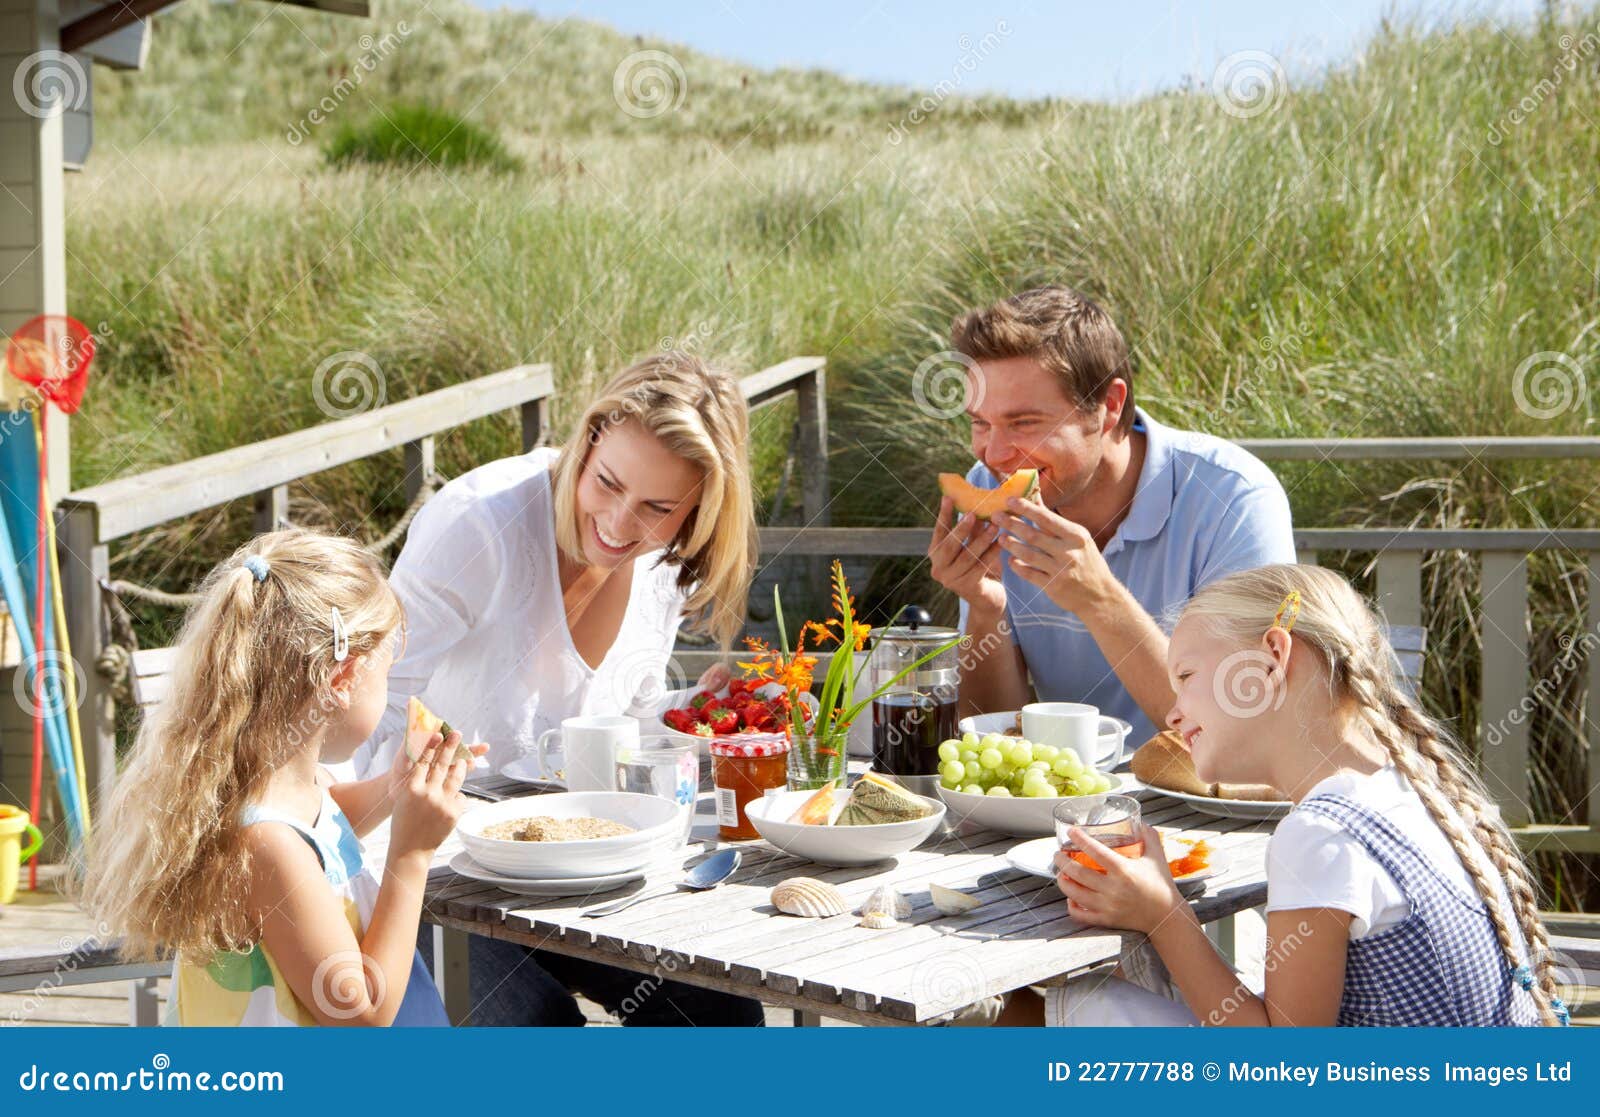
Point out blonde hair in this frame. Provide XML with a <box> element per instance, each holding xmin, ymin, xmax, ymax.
<box><xmin>1181</xmin><ymin>563</ymin><xmax>1561</xmax><ymax>1025</ymax></box>
<box><xmin>79</xmin><ymin>529</ymin><xmax>403</xmax><ymax>964</ymax></box>
<box><xmin>549</xmin><ymin>350</ymin><xmax>756</xmax><ymax>649</ymax></box>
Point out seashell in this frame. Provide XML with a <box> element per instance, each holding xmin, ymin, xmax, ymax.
<box><xmin>771</xmin><ymin>877</ymin><xmax>848</xmax><ymax>918</ymax></box>
<box><xmin>929</xmin><ymin>882</ymin><xmax>983</xmax><ymax>916</ymax></box>
<box><xmin>859</xmin><ymin>910</ymin><xmax>900</xmax><ymax>930</ymax></box>
<box><xmin>856</xmin><ymin>884</ymin><xmax>911</xmax><ymax>921</ymax></box>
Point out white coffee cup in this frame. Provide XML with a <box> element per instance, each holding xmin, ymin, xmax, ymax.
<box><xmin>533</xmin><ymin>715</ymin><xmax>639</xmax><ymax>792</ymax></box>
<box><xmin>1021</xmin><ymin>702</ymin><xmax>1110</xmax><ymax>770</ymax></box>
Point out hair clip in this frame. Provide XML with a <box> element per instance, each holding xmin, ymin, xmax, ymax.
<box><xmin>1272</xmin><ymin>590</ymin><xmax>1302</xmax><ymax>633</ymax></box>
<box><xmin>242</xmin><ymin>555</ymin><xmax>269</xmax><ymax>583</ymax></box>
<box><xmin>330</xmin><ymin>606</ymin><xmax>349</xmax><ymax>662</ymax></box>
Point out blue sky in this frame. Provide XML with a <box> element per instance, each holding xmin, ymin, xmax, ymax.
<box><xmin>483</xmin><ymin>1</ymin><xmax>1545</xmax><ymax>100</ymax></box>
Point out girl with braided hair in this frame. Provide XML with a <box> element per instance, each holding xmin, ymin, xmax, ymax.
<box><xmin>1036</xmin><ymin>562</ymin><xmax>1565</xmax><ymax>1026</ymax></box>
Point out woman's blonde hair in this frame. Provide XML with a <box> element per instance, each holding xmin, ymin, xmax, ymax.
<box><xmin>549</xmin><ymin>350</ymin><xmax>756</xmax><ymax>649</ymax></box>
<box><xmin>78</xmin><ymin>529</ymin><xmax>403</xmax><ymax>964</ymax></box>
<box><xmin>1181</xmin><ymin>563</ymin><xmax>1562</xmax><ymax>1025</ymax></box>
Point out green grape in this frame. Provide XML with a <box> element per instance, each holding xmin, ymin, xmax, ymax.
<box><xmin>961</xmin><ymin>783</ymin><xmax>983</xmax><ymax>795</ymax></box>
<box><xmin>979</xmin><ymin>748</ymin><xmax>1004</xmax><ymax>770</ymax></box>
<box><xmin>1024</xmin><ymin>782</ymin><xmax>1058</xmax><ymax>798</ymax></box>
<box><xmin>1035</xmin><ymin>744</ymin><xmax>1059</xmax><ymax>762</ymax></box>
<box><xmin>1028</xmin><ymin>760</ymin><xmax>1052</xmax><ymax>772</ymax></box>
<box><xmin>979</xmin><ymin>733</ymin><xmax>1005</xmax><ymax>752</ymax></box>
<box><xmin>1059</xmin><ymin>748</ymin><xmax>1083</xmax><ymax>769</ymax></box>
<box><xmin>964</xmin><ymin>760</ymin><xmax>987</xmax><ymax>783</ymax></box>
<box><xmin>937</xmin><ymin>740</ymin><xmax>961</xmax><ymax>764</ymax></box>
<box><xmin>960</xmin><ymin>750</ymin><xmax>979</xmax><ymax>765</ymax></box>
<box><xmin>1051</xmin><ymin>756</ymin><xmax>1079</xmax><ymax>778</ymax></box>
<box><xmin>985</xmin><ymin>786</ymin><xmax>1012</xmax><ymax>797</ymax></box>
<box><xmin>961</xmin><ymin>731</ymin><xmax>981</xmax><ymax>749</ymax></box>
<box><xmin>939</xmin><ymin>760</ymin><xmax>966</xmax><ymax>786</ymax></box>
<box><xmin>1005</xmin><ymin>741</ymin><xmax>1033</xmax><ymax>766</ymax></box>
<box><xmin>995</xmin><ymin>763</ymin><xmax>1016</xmax><ymax>783</ymax></box>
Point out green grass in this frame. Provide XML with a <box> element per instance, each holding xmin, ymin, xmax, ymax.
<box><xmin>71</xmin><ymin>0</ymin><xmax>1600</xmax><ymax>899</ymax></box>
<box><xmin>322</xmin><ymin>102</ymin><xmax>520</xmax><ymax>172</ymax></box>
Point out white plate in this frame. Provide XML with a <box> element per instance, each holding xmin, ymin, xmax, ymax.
<box><xmin>958</xmin><ymin>711</ymin><xmax>1133</xmax><ymax>770</ymax></box>
<box><xmin>1141</xmin><ymin>785</ymin><xmax>1293</xmax><ymax>820</ymax></box>
<box><xmin>447</xmin><ymin>851</ymin><xmax>643</xmax><ymax>897</ymax></box>
<box><xmin>496</xmin><ymin>755</ymin><xmax>568</xmax><ymax>789</ymax></box>
<box><xmin>1004</xmin><ymin>834</ymin><xmax>1226</xmax><ymax>888</ymax></box>
<box><xmin>936</xmin><ymin>774</ymin><xmax>1126</xmax><ymax>837</ymax></box>
<box><xmin>744</xmin><ymin>788</ymin><xmax>947</xmax><ymax>867</ymax></box>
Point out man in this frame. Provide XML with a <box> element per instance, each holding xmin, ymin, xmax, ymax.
<box><xmin>928</xmin><ymin>285</ymin><xmax>1295</xmax><ymax>745</ymax></box>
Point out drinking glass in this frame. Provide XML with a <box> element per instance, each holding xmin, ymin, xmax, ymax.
<box><xmin>614</xmin><ymin>739</ymin><xmax>699</xmax><ymax>847</ymax></box>
<box><xmin>1053</xmin><ymin>794</ymin><xmax>1142</xmax><ymax>872</ymax></box>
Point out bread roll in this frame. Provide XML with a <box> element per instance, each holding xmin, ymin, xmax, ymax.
<box><xmin>1129</xmin><ymin>731</ymin><xmax>1211</xmax><ymax>796</ymax></box>
<box><xmin>1130</xmin><ymin>731</ymin><xmax>1285</xmax><ymax>800</ymax></box>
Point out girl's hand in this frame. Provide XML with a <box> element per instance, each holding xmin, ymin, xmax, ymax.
<box><xmin>696</xmin><ymin>662</ymin><xmax>732</xmax><ymax>693</ymax></box>
<box><xmin>389</xmin><ymin>738</ymin><xmax>468</xmax><ymax>859</ymax></box>
<box><xmin>386</xmin><ymin>729</ymin><xmax>486</xmax><ymax>809</ymax></box>
<box><xmin>1054</xmin><ymin>822</ymin><xmax>1184</xmax><ymax>935</ymax></box>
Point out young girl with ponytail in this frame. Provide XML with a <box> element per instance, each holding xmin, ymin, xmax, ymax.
<box><xmin>1040</xmin><ymin>563</ymin><xmax>1565</xmax><ymax>1026</ymax></box>
<box><xmin>82</xmin><ymin>529</ymin><xmax>480</xmax><ymax>1026</ymax></box>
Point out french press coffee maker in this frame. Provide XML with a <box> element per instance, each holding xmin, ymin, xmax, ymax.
<box><xmin>869</xmin><ymin>605</ymin><xmax>960</xmax><ymax>794</ymax></box>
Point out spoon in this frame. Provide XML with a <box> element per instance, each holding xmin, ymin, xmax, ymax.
<box><xmin>582</xmin><ymin>849</ymin><xmax>741</xmax><ymax>917</ymax></box>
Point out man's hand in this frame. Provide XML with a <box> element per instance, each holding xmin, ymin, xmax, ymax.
<box><xmin>929</xmin><ymin>495</ymin><xmax>1007</xmax><ymax>621</ymax></box>
<box><xmin>993</xmin><ymin>496</ymin><xmax>1118</xmax><ymax>619</ymax></box>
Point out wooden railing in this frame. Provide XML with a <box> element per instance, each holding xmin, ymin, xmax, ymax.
<box><xmin>51</xmin><ymin>356</ymin><xmax>829</xmax><ymax>803</ymax></box>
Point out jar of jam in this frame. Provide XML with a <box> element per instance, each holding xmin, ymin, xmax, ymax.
<box><xmin>711</xmin><ymin>736</ymin><xmax>791</xmax><ymax>840</ymax></box>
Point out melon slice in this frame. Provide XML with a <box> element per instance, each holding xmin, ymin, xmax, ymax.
<box><xmin>786</xmin><ymin>781</ymin><xmax>837</xmax><ymax>825</ymax></box>
<box><xmin>937</xmin><ymin>468</ymin><xmax>1039</xmax><ymax>520</ymax></box>
<box><xmin>405</xmin><ymin>696</ymin><xmax>474</xmax><ymax>764</ymax></box>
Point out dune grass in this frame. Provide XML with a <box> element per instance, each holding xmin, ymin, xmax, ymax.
<box><xmin>69</xmin><ymin>0</ymin><xmax>1600</xmax><ymax>898</ymax></box>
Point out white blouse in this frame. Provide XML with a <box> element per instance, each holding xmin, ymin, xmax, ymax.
<box><xmin>351</xmin><ymin>447</ymin><xmax>689</xmax><ymax>777</ymax></box>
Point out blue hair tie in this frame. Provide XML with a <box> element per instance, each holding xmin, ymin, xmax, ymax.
<box><xmin>1551</xmin><ymin>996</ymin><xmax>1571</xmax><ymax>1025</ymax></box>
<box><xmin>1513</xmin><ymin>963</ymin><xmax>1534</xmax><ymax>991</ymax></box>
<box><xmin>243</xmin><ymin>555</ymin><xmax>270</xmax><ymax>583</ymax></box>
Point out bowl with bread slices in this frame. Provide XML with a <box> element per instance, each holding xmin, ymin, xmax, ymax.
<box><xmin>1128</xmin><ymin>731</ymin><xmax>1292</xmax><ymax>819</ymax></box>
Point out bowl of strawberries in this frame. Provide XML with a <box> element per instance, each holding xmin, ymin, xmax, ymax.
<box><xmin>653</xmin><ymin>678</ymin><xmax>816</xmax><ymax>755</ymax></box>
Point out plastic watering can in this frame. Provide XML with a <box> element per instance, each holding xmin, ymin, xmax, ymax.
<box><xmin>0</xmin><ymin>804</ymin><xmax>43</xmax><ymax>903</ymax></box>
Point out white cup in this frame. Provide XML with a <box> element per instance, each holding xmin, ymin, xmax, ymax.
<box><xmin>533</xmin><ymin>715</ymin><xmax>639</xmax><ymax>792</ymax></box>
<box><xmin>1021</xmin><ymin>702</ymin><xmax>1112</xmax><ymax>771</ymax></box>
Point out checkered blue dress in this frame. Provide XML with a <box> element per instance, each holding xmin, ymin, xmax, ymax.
<box><xmin>1297</xmin><ymin>793</ymin><xmax>1544</xmax><ymax>1026</ymax></box>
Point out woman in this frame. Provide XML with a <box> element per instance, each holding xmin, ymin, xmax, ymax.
<box><xmin>354</xmin><ymin>350</ymin><xmax>760</xmax><ymax>1026</ymax></box>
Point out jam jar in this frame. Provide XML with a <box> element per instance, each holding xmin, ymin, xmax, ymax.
<box><xmin>710</xmin><ymin>736</ymin><xmax>791</xmax><ymax>840</ymax></box>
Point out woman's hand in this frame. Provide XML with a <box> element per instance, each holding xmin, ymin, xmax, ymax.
<box><xmin>389</xmin><ymin>737</ymin><xmax>468</xmax><ymax>860</ymax></box>
<box><xmin>1054</xmin><ymin>822</ymin><xmax>1184</xmax><ymax>935</ymax></box>
<box><xmin>696</xmin><ymin>662</ymin><xmax>732</xmax><ymax>693</ymax></box>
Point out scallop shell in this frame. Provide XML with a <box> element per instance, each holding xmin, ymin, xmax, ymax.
<box><xmin>856</xmin><ymin>884</ymin><xmax>911</xmax><ymax>921</ymax></box>
<box><xmin>771</xmin><ymin>877</ymin><xmax>848</xmax><ymax>918</ymax></box>
<box><xmin>859</xmin><ymin>910</ymin><xmax>900</xmax><ymax>930</ymax></box>
<box><xmin>929</xmin><ymin>882</ymin><xmax>982</xmax><ymax>916</ymax></box>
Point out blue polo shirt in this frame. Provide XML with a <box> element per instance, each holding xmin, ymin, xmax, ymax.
<box><xmin>959</xmin><ymin>408</ymin><xmax>1296</xmax><ymax>747</ymax></box>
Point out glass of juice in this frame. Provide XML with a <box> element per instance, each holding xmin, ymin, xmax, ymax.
<box><xmin>1053</xmin><ymin>795</ymin><xmax>1143</xmax><ymax>872</ymax></box>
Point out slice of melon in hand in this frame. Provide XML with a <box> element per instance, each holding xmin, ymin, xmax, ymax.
<box><xmin>938</xmin><ymin>468</ymin><xmax>1039</xmax><ymax>520</ymax></box>
<box><xmin>405</xmin><ymin>695</ymin><xmax>475</xmax><ymax>765</ymax></box>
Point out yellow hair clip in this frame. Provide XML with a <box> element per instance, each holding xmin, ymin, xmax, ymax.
<box><xmin>1273</xmin><ymin>590</ymin><xmax>1302</xmax><ymax>633</ymax></box>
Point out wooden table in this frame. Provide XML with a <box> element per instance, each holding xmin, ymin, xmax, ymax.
<box><xmin>423</xmin><ymin>773</ymin><xmax>1273</xmax><ymax>1025</ymax></box>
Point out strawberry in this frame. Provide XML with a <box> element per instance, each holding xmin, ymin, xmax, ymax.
<box><xmin>693</xmin><ymin>722</ymin><xmax>715</xmax><ymax>737</ymax></box>
<box><xmin>707</xmin><ymin>709</ymin><xmax>740</xmax><ymax>735</ymax></box>
<box><xmin>688</xmin><ymin>691</ymin><xmax>717</xmax><ymax>710</ymax></box>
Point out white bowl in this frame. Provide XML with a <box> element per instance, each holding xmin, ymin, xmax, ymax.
<box><xmin>937</xmin><ymin>774</ymin><xmax>1125</xmax><ymax>837</ymax></box>
<box><xmin>456</xmin><ymin>792</ymin><xmax>683</xmax><ymax>879</ymax></box>
<box><xmin>958</xmin><ymin>711</ymin><xmax>1132</xmax><ymax>770</ymax></box>
<box><xmin>744</xmin><ymin>788</ymin><xmax>947</xmax><ymax>867</ymax></box>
